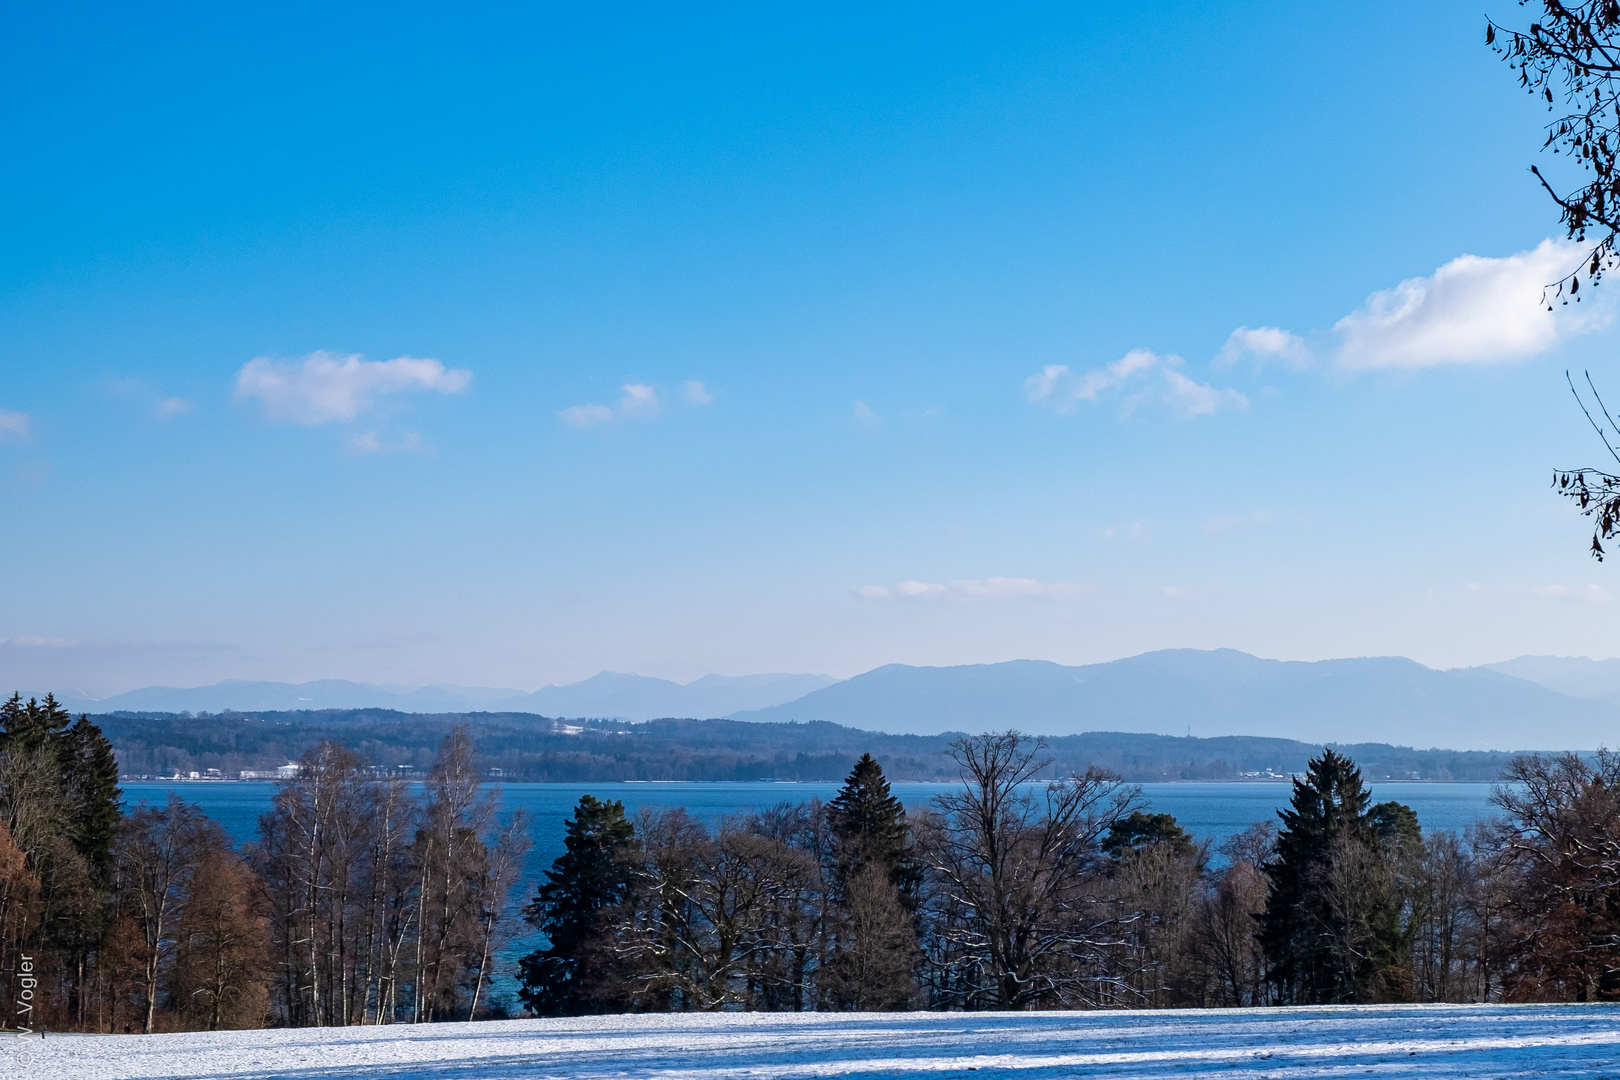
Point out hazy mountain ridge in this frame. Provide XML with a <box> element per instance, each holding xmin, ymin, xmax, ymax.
<box><xmin>1475</xmin><ymin>655</ymin><xmax>1620</xmax><ymax>705</ymax></box>
<box><xmin>734</xmin><ymin>650</ymin><xmax>1620</xmax><ymax>751</ymax></box>
<box><xmin>22</xmin><ymin>649</ymin><xmax>1620</xmax><ymax>751</ymax></box>
<box><xmin>51</xmin><ymin>671</ymin><xmax>838</xmax><ymax>719</ymax></box>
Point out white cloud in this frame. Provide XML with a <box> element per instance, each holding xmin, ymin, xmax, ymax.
<box><xmin>348</xmin><ymin>430</ymin><xmax>428</xmax><ymax>455</ymax></box>
<box><xmin>559</xmin><ymin>384</ymin><xmax>663</xmax><ymax>427</ymax></box>
<box><xmin>1102</xmin><ymin>522</ymin><xmax>1150</xmax><ymax>543</ymax></box>
<box><xmin>557</xmin><ymin>383</ymin><xmax>657</xmax><ymax>427</ymax></box>
<box><xmin>853</xmin><ymin>400</ymin><xmax>881</xmax><ymax>429</ymax></box>
<box><xmin>1025</xmin><ymin>350</ymin><xmax>1247</xmax><ymax>419</ymax></box>
<box><xmin>559</xmin><ymin>404</ymin><xmax>616</xmax><ymax>427</ymax></box>
<box><xmin>104</xmin><ymin>377</ymin><xmax>194</xmax><ymax>420</ymax></box>
<box><xmin>854</xmin><ymin>576</ymin><xmax>1083</xmax><ymax>600</ymax></box>
<box><xmin>619</xmin><ymin>384</ymin><xmax>658</xmax><ymax>414</ymax></box>
<box><xmin>683</xmin><ymin>381</ymin><xmax>714</xmax><ymax>404</ymax></box>
<box><xmin>1217</xmin><ymin>326</ymin><xmax>1309</xmax><ymax>369</ymax></box>
<box><xmin>1164</xmin><ymin>370</ymin><xmax>1247</xmax><ymax>418</ymax></box>
<box><xmin>1334</xmin><ymin>239</ymin><xmax>1609</xmax><ymax>369</ymax></box>
<box><xmin>0</xmin><ymin>409</ymin><xmax>30</xmax><ymax>442</ymax></box>
<box><xmin>235</xmin><ymin>351</ymin><xmax>471</xmax><ymax>424</ymax></box>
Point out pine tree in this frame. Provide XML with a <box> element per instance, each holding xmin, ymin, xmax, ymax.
<box><xmin>0</xmin><ymin>693</ymin><xmax>73</xmax><ymax>752</ymax></box>
<box><xmin>1259</xmin><ymin>748</ymin><xmax>1416</xmax><ymax>1004</ymax></box>
<box><xmin>1102</xmin><ymin>812</ymin><xmax>1196</xmax><ymax>861</ymax></box>
<box><xmin>518</xmin><ymin>795</ymin><xmax>639</xmax><ymax>1016</ymax></box>
<box><xmin>0</xmin><ymin>697</ymin><xmax>120</xmax><ymax>1026</ymax></box>
<box><xmin>57</xmin><ymin>715</ymin><xmax>122</xmax><ymax>891</ymax></box>
<box><xmin>827</xmin><ymin>754</ymin><xmax>918</xmax><ymax>902</ymax></box>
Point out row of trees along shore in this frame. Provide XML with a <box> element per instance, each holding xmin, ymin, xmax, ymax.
<box><xmin>7</xmin><ymin>692</ymin><xmax>1620</xmax><ymax>1029</ymax></box>
<box><xmin>0</xmin><ymin>694</ymin><xmax>531</xmax><ymax>1032</ymax></box>
<box><xmin>520</xmin><ymin>736</ymin><xmax>1620</xmax><ymax>1010</ymax></box>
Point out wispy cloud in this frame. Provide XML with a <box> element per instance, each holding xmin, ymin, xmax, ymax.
<box><xmin>154</xmin><ymin>397</ymin><xmax>193</xmax><ymax>419</ymax></box>
<box><xmin>1026</xmin><ymin>350</ymin><xmax>1246</xmax><ymax>419</ymax></box>
<box><xmin>1529</xmin><ymin>583</ymin><xmax>1612</xmax><ymax>604</ymax></box>
<box><xmin>0</xmin><ymin>409</ymin><xmax>30</xmax><ymax>442</ymax></box>
<box><xmin>1102</xmin><ymin>522</ymin><xmax>1150</xmax><ymax>543</ymax></box>
<box><xmin>558</xmin><ymin>404</ymin><xmax>615</xmax><ymax>427</ymax></box>
<box><xmin>1216</xmin><ymin>326</ymin><xmax>1310</xmax><ymax>369</ymax></box>
<box><xmin>853</xmin><ymin>401</ymin><xmax>881</xmax><ymax>430</ymax></box>
<box><xmin>1333</xmin><ymin>239</ymin><xmax>1609</xmax><ymax>369</ymax></box>
<box><xmin>235</xmin><ymin>351</ymin><xmax>471</xmax><ymax>424</ymax></box>
<box><xmin>619</xmin><ymin>383</ymin><xmax>658</xmax><ymax>415</ymax></box>
<box><xmin>559</xmin><ymin>384</ymin><xmax>662</xmax><ymax>427</ymax></box>
<box><xmin>683</xmin><ymin>381</ymin><xmax>714</xmax><ymax>405</ymax></box>
<box><xmin>104</xmin><ymin>377</ymin><xmax>194</xmax><ymax>420</ymax></box>
<box><xmin>854</xmin><ymin>576</ymin><xmax>1084</xmax><ymax>600</ymax></box>
<box><xmin>348</xmin><ymin>430</ymin><xmax>429</xmax><ymax>455</ymax></box>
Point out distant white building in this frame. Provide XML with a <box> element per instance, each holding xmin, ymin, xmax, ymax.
<box><xmin>238</xmin><ymin>762</ymin><xmax>301</xmax><ymax>781</ymax></box>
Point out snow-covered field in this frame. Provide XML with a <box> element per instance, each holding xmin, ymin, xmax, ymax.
<box><xmin>30</xmin><ymin>1003</ymin><xmax>1620</xmax><ymax>1079</ymax></box>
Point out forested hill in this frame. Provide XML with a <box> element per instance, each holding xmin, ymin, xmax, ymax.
<box><xmin>98</xmin><ymin>709</ymin><xmax>1524</xmax><ymax>783</ymax></box>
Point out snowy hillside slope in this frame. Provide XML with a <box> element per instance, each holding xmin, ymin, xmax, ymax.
<box><xmin>38</xmin><ymin>1002</ymin><xmax>1620</xmax><ymax>1079</ymax></box>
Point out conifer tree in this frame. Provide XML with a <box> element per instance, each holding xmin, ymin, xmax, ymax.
<box><xmin>1259</xmin><ymin>748</ymin><xmax>1416</xmax><ymax>1004</ymax></box>
<box><xmin>0</xmin><ymin>696</ymin><xmax>121</xmax><ymax>1025</ymax></box>
<box><xmin>58</xmin><ymin>715</ymin><xmax>122</xmax><ymax>890</ymax></box>
<box><xmin>1102</xmin><ymin>812</ymin><xmax>1196</xmax><ymax>861</ymax></box>
<box><xmin>519</xmin><ymin>795</ymin><xmax>639</xmax><ymax>1016</ymax></box>
<box><xmin>827</xmin><ymin>754</ymin><xmax>919</xmax><ymax>902</ymax></box>
<box><xmin>0</xmin><ymin>693</ymin><xmax>73</xmax><ymax>751</ymax></box>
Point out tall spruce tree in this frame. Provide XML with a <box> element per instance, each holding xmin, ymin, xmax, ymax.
<box><xmin>519</xmin><ymin>795</ymin><xmax>639</xmax><ymax>1016</ymax></box>
<box><xmin>1259</xmin><ymin>748</ymin><xmax>1415</xmax><ymax>1004</ymax></box>
<box><xmin>0</xmin><ymin>698</ymin><xmax>121</xmax><ymax>889</ymax></box>
<box><xmin>58</xmin><ymin>715</ymin><xmax>122</xmax><ymax>890</ymax></box>
<box><xmin>0</xmin><ymin>693</ymin><xmax>73</xmax><ymax>751</ymax></box>
<box><xmin>827</xmin><ymin>754</ymin><xmax>919</xmax><ymax>902</ymax></box>
<box><xmin>0</xmin><ymin>695</ymin><xmax>122</xmax><ymax>1026</ymax></box>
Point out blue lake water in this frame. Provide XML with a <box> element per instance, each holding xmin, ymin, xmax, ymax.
<box><xmin>119</xmin><ymin>779</ymin><xmax>1504</xmax><ymax>854</ymax></box>
<box><xmin>121</xmin><ymin>779</ymin><xmax>1502</xmax><ymax>1006</ymax></box>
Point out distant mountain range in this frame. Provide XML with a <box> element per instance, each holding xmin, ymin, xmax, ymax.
<box><xmin>735</xmin><ymin>651</ymin><xmax>1620</xmax><ymax>750</ymax></box>
<box><xmin>44</xmin><ymin>671</ymin><xmax>837</xmax><ymax>720</ymax></box>
<box><xmin>1478</xmin><ymin>655</ymin><xmax>1620</xmax><ymax>706</ymax></box>
<box><xmin>20</xmin><ymin>650</ymin><xmax>1620</xmax><ymax>751</ymax></box>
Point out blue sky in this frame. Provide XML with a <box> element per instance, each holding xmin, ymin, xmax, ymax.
<box><xmin>4</xmin><ymin>1</ymin><xmax>1619</xmax><ymax>696</ymax></box>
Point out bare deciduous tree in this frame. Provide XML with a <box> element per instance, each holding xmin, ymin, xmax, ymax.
<box><xmin>917</xmin><ymin>731</ymin><xmax>1140</xmax><ymax>1009</ymax></box>
<box><xmin>173</xmin><ymin>845</ymin><xmax>270</xmax><ymax>1030</ymax></box>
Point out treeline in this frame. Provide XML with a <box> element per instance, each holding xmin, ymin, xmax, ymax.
<box><xmin>97</xmin><ymin>709</ymin><xmax>1524</xmax><ymax>782</ymax></box>
<box><xmin>0</xmin><ymin>694</ymin><xmax>530</xmax><ymax>1032</ymax></box>
<box><xmin>12</xmin><ymin>686</ymin><xmax>1620</xmax><ymax>1030</ymax></box>
<box><xmin>520</xmin><ymin>734</ymin><xmax>1620</xmax><ymax>1010</ymax></box>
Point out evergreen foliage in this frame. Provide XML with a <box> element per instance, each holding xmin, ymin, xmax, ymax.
<box><xmin>0</xmin><ymin>692</ymin><xmax>74</xmax><ymax>751</ymax></box>
<box><xmin>0</xmin><ymin>694</ymin><xmax>123</xmax><ymax>1022</ymax></box>
<box><xmin>59</xmin><ymin>715</ymin><xmax>122</xmax><ymax>889</ymax></box>
<box><xmin>1102</xmin><ymin>811</ymin><xmax>1196</xmax><ymax>860</ymax></box>
<box><xmin>519</xmin><ymin>794</ymin><xmax>640</xmax><ymax>1016</ymax></box>
<box><xmin>827</xmin><ymin>754</ymin><xmax>918</xmax><ymax>901</ymax></box>
<box><xmin>1259</xmin><ymin>749</ymin><xmax>1418</xmax><ymax>1004</ymax></box>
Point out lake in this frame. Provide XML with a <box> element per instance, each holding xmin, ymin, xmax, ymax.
<box><xmin>119</xmin><ymin>778</ymin><xmax>1505</xmax><ymax>854</ymax></box>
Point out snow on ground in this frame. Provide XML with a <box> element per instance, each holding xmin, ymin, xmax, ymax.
<box><xmin>30</xmin><ymin>1003</ymin><xmax>1620</xmax><ymax>1080</ymax></box>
